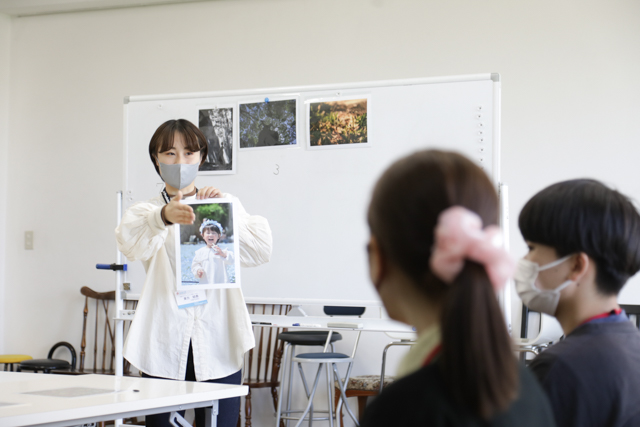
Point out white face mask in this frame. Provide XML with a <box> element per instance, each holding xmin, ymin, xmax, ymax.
<box><xmin>514</xmin><ymin>255</ymin><xmax>574</xmax><ymax>316</ymax></box>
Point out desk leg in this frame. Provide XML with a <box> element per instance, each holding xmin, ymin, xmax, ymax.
<box><xmin>169</xmin><ymin>411</ymin><xmax>192</xmax><ymax>427</ymax></box>
<box><xmin>205</xmin><ymin>400</ymin><xmax>220</xmax><ymax>427</ymax></box>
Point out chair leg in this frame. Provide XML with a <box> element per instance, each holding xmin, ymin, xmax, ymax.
<box><xmin>357</xmin><ymin>396</ymin><xmax>368</xmax><ymax>422</ymax></box>
<box><xmin>333</xmin><ymin>363</ymin><xmax>359</xmax><ymax>426</ymax></box>
<box><xmin>294</xmin><ymin>364</ymin><xmax>324</xmax><ymax>427</ymax></box>
<box><xmin>275</xmin><ymin>343</ymin><xmax>290</xmax><ymax>427</ymax></box>
<box><xmin>245</xmin><ymin>388</ymin><xmax>252</xmax><ymax>427</ymax></box>
<box><xmin>326</xmin><ymin>363</ymin><xmax>334</xmax><ymax>427</ymax></box>
<box><xmin>286</xmin><ymin>345</ymin><xmax>296</xmax><ymax>427</ymax></box>
<box><xmin>334</xmin><ymin>388</ymin><xmax>345</xmax><ymax>427</ymax></box>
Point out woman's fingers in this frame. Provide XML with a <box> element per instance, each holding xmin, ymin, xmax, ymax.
<box><xmin>198</xmin><ymin>186</ymin><xmax>222</xmax><ymax>199</ymax></box>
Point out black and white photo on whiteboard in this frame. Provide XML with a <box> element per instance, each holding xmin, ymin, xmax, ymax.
<box><xmin>175</xmin><ymin>198</ymin><xmax>241</xmax><ymax>290</ymax></box>
<box><xmin>239</xmin><ymin>98</ymin><xmax>297</xmax><ymax>149</ymax></box>
<box><xmin>198</xmin><ymin>107</ymin><xmax>235</xmax><ymax>174</ymax></box>
<box><xmin>307</xmin><ymin>96</ymin><xmax>369</xmax><ymax>149</ymax></box>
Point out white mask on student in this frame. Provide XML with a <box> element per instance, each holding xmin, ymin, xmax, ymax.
<box><xmin>514</xmin><ymin>255</ymin><xmax>574</xmax><ymax>316</ymax></box>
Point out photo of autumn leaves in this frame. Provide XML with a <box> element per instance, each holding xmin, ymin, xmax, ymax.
<box><xmin>308</xmin><ymin>98</ymin><xmax>368</xmax><ymax>148</ymax></box>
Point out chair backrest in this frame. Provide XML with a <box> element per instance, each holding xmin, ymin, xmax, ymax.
<box><xmin>518</xmin><ymin>312</ymin><xmax>564</xmax><ymax>346</ymax></box>
<box><xmin>620</xmin><ymin>304</ymin><xmax>640</xmax><ymax>328</ymax></box>
<box><xmin>80</xmin><ymin>286</ymin><xmax>115</xmax><ymax>374</ymax></box>
<box><xmin>323</xmin><ymin>306</ymin><xmax>365</xmax><ymax>316</ymax></box>
<box><xmin>244</xmin><ymin>304</ymin><xmax>292</xmax><ymax>385</ymax></box>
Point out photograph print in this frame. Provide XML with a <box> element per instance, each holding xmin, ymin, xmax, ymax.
<box><xmin>308</xmin><ymin>96</ymin><xmax>369</xmax><ymax>148</ymax></box>
<box><xmin>175</xmin><ymin>198</ymin><xmax>240</xmax><ymax>290</ymax></box>
<box><xmin>239</xmin><ymin>98</ymin><xmax>297</xmax><ymax>149</ymax></box>
<box><xmin>198</xmin><ymin>107</ymin><xmax>235</xmax><ymax>174</ymax></box>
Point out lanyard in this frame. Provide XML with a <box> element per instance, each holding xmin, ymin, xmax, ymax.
<box><xmin>422</xmin><ymin>343</ymin><xmax>442</xmax><ymax>367</ymax></box>
<box><xmin>580</xmin><ymin>308</ymin><xmax>623</xmax><ymax>326</ymax></box>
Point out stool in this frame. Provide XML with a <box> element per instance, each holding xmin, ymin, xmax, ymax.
<box><xmin>0</xmin><ymin>354</ymin><xmax>32</xmax><ymax>371</ymax></box>
<box><xmin>333</xmin><ymin>375</ymin><xmax>395</xmax><ymax>427</ymax></box>
<box><xmin>276</xmin><ymin>331</ymin><xmax>342</xmax><ymax>427</ymax></box>
<box><xmin>19</xmin><ymin>342</ymin><xmax>76</xmax><ymax>373</ymax></box>
<box><xmin>286</xmin><ymin>330</ymin><xmax>362</xmax><ymax>427</ymax></box>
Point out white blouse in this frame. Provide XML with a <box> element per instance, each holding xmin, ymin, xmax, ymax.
<box><xmin>115</xmin><ymin>193</ymin><xmax>272</xmax><ymax>381</ymax></box>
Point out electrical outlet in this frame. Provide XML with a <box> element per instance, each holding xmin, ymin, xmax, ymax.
<box><xmin>25</xmin><ymin>231</ymin><xmax>33</xmax><ymax>250</ymax></box>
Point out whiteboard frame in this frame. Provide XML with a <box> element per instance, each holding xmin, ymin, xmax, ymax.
<box><xmin>122</xmin><ymin>73</ymin><xmax>505</xmax><ymax>313</ymax></box>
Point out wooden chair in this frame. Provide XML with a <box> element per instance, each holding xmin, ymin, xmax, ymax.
<box><xmin>238</xmin><ymin>303</ymin><xmax>291</xmax><ymax>427</ymax></box>
<box><xmin>51</xmin><ymin>286</ymin><xmax>137</xmax><ymax>375</ymax></box>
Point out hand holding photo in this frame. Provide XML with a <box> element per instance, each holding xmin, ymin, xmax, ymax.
<box><xmin>176</xmin><ymin>198</ymin><xmax>241</xmax><ymax>290</ymax></box>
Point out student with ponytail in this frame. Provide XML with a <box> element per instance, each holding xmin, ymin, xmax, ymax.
<box><xmin>361</xmin><ymin>150</ymin><xmax>554</xmax><ymax>427</ymax></box>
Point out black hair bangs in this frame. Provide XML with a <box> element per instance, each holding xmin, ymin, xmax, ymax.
<box><xmin>156</xmin><ymin>120</ymin><xmax>205</xmax><ymax>154</ymax></box>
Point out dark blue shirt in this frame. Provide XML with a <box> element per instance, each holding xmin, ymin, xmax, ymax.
<box><xmin>529</xmin><ymin>311</ymin><xmax>640</xmax><ymax>427</ymax></box>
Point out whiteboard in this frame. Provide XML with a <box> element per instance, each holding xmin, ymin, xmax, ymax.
<box><xmin>123</xmin><ymin>74</ymin><xmax>501</xmax><ymax>306</ymax></box>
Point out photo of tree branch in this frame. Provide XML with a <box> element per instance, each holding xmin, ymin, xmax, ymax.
<box><xmin>309</xmin><ymin>98</ymin><xmax>368</xmax><ymax>146</ymax></box>
<box><xmin>199</xmin><ymin>108</ymin><xmax>234</xmax><ymax>172</ymax></box>
<box><xmin>239</xmin><ymin>99</ymin><xmax>297</xmax><ymax>148</ymax></box>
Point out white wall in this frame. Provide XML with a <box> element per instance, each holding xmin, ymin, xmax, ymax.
<box><xmin>0</xmin><ymin>12</ymin><xmax>10</xmax><ymax>353</ymax></box>
<box><xmin>3</xmin><ymin>0</ymin><xmax>640</xmax><ymax>425</ymax></box>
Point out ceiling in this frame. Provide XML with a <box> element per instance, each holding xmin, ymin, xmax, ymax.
<box><xmin>0</xmin><ymin>0</ymin><xmax>212</xmax><ymax>16</ymax></box>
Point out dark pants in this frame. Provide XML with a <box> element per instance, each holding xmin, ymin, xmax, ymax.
<box><xmin>142</xmin><ymin>342</ymin><xmax>241</xmax><ymax>427</ymax></box>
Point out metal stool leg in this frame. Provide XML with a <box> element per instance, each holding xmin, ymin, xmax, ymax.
<box><xmin>326</xmin><ymin>361</ymin><xmax>334</xmax><ymax>427</ymax></box>
<box><xmin>294</xmin><ymin>363</ymin><xmax>324</xmax><ymax>427</ymax></box>
<box><xmin>333</xmin><ymin>363</ymin><xmax>359</xmax><ymax>426</ymax></box>
<box><xmin>285</xmin><ymin>344</ymin><xmax>297</xmax><ymax>427</ymax></box>
<box><xmin>275</xmin><ymin>343</ymin><xmax>290</xmax><ymax>427</ymax></box>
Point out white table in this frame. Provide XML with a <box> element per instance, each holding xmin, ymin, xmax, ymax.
<box><xmin>249</xmin><ymin>314</ymin><xmax>415</xmax><ymax>333</ymax></box>
<box><xmin>0</xmin><ymin>372</ymin><xmax>247</xmax><ymax>427</ymax></box>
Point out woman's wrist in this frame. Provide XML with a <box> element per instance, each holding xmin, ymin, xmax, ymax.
<box><xmin>161</xmin><ymin>205</ymin><xmax>173</xmax><ymax>226</ymax></box>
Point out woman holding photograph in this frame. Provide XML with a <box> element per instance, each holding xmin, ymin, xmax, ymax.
<box><xmin>362</xmin><ymin>150</ymin><xmax>554</xmax><ymax>426</ymax></box>
<box><xmin>115</xmin><ymin>119</ymin><xmax>272</xmax><ymax>427</ymax></box>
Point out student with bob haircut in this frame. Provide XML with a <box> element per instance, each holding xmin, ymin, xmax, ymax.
<box><xmin>516</xmin><ymin>179</ymin><xmax>640</xmax><ymax>427</ymax></box>
<box><xmin>361</xmin><ymin>150</ymin><xmax>555</xmax><ymax>427</ymax></box>
<box><xmin>116</xmin><ymin>119</ymin><xmax>272</xmax><ymax>427</ymax></box>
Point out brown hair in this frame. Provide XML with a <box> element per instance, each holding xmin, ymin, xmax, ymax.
<box><xmin>367</xmin><ymin>150</ymin><xmax>517</xmax><ymax>419</ymax></box>
<box><xmin>148</xmin><ymin>119</ymin><xmax>209</xmax><ymax>176</ymax></box>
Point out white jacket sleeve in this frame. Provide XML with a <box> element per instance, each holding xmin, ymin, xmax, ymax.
<box><xmin>115</xmin><ymin>201</ymin><xmax>169</xmax><ymax>262</ymax></box>
<box><xmin>226</xmin><ymin>193</ymin><xmax>273</xmax><ymax>268</ymax></box>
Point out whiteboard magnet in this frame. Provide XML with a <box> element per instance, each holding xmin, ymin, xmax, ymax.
<box><xmin>265</xmin><ymin>97</ymin><xmax>269</xmax><ymax>103</ymax></box>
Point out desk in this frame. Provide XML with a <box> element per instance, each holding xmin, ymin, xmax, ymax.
<box><xmin>0</xmin><ymin>372</ymin><xmax>247</xmax><ymax>427</ymax></box>
<box><xmin>249</xmin><ymin>314</ymin><xmax>414</xmax><ymax>333</ymax></box>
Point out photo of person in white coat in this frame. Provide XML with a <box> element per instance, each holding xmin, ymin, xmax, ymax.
<box><xmin>191</xmin><ymin>219</ymin><xmax>235</xmax><ymax>284</ymax></box>
<box><xmin>115</xmin><ymin>119</ymin><xmax>272</xmax><ymax>427</ymax></box>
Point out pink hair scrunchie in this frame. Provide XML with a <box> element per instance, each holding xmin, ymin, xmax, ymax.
<box><xmin>429</xmin><ymin>206</ymin><xmax>515</xmax><ymax>291</ymax></box>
